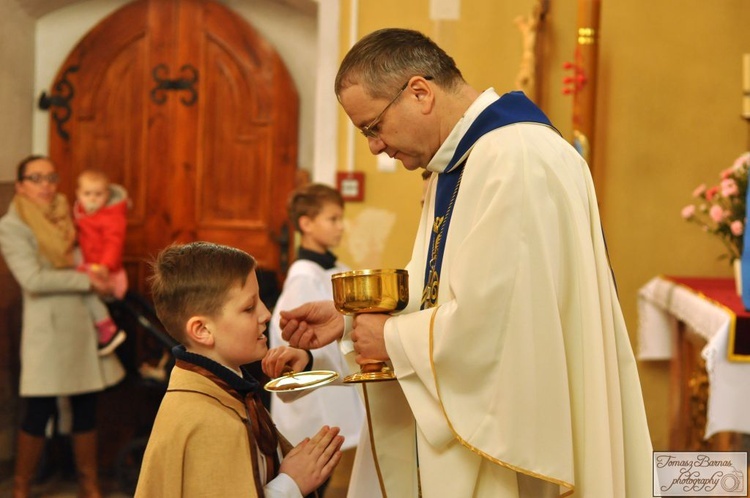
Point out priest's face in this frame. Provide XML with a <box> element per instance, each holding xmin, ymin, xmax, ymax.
<box><xmin>339</xmin><ymin>80</ymin><xmax>439</xmax><ymax>171</ymax></box>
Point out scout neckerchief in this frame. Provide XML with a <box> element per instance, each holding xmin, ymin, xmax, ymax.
<box><xmin>421</xmin><ymin>91</ymin><xmax>554</xmax><ymax>309</ymax></box>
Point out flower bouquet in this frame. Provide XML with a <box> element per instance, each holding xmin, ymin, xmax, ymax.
<box><xmin>681</xmin><ymin>152</ymin><xmax>750</xmax><ymax>262</ymax></box>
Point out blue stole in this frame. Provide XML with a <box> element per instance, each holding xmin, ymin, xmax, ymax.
<box><xmin>420</xmin><ymin>91</ymin><xmax>555</xmax><ymax>309</ymax></box>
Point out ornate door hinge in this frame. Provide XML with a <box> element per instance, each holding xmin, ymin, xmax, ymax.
<box><xmin>150</xmin><ymin>64</ymin><xmax>199</xmax><ymax>106</ymax></box>
<box><xmin>38</xmin><ymin>65</ymin><xmax>79</xmax><ymax>141</ymax></box>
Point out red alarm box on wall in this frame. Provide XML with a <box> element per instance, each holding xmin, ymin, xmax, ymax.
<box><xmin>336</xmin><ymin>171</ymin><xmax>365</xmax><ymax>202</ymax></box>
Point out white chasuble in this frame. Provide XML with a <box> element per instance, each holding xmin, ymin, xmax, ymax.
<box><xmin>357</xmin><ymin>89</ymin><xmax>653</xmax><ymax>498</ymax></box>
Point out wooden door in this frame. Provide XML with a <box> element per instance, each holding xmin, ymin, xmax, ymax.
<box><xmin>47</xmin><ymin>0</ymin><xmax>298</xmax><ymax>297</ymax></box>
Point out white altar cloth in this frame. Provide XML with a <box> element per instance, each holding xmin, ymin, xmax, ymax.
<box><xmin>638</xmin><ymin>276</ymin><xmax>750</xmax><ymax>439</ymax></box>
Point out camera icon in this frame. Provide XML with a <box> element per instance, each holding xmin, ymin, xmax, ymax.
<box><xmin>720</xmin><ymin>469</ymin><xmax>744</xmax><ymax>493</ymax></box>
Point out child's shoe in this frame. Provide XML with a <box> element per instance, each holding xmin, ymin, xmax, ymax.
<box><xmin>96</xmin><ymin>318</ymin><xmax>126</xmax><ymax>356</ymax></box>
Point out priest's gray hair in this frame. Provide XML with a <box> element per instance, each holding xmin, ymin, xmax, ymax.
<box><xmin>335</xmin><ymin>27</ymin><xmax>465</xmax><ymax>100</ymax></box>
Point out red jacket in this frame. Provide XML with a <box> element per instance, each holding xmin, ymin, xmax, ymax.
<box><xmin>73</xmin><ymin>184</ymin><xmax>128</xmax><ymax>271</ymax></box>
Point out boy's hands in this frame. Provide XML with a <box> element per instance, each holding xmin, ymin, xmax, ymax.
<box><xmin>262</xmin><ymin>346</ymin><xmax>310</xmax><ymax>378</ymax></box>
<box><xmin>279</xmin><ymin>426</ymin><xmax>344</xmax><ymax>495</ymax></box>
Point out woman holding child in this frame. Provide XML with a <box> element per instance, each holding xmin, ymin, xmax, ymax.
<box><xmin>0</xmin><ymin>155</ymin><xmax>125</xmax><ymax>498</ymax></box>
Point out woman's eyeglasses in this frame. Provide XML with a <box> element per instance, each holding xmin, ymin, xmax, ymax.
<box><xmin>21</xmin><ymin>173</ymin><xmax>60</xmax><ymax>184</ymax></box>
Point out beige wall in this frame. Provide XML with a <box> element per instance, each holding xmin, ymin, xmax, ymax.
<box><xmin>333</xmin><ymin>0</ymin><xmax>750</xmax><ymax>452</ymax></box>
<box><xmin>0</xmin><ymin>0</ymin><xmax>35</xmax><ymax>181</ymax></box>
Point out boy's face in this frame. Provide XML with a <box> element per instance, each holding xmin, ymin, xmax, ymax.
<box><xmin>204</xmin><ymin>270</ymin><xmax>271</xmax><ymax>370</ymax></box>
<box><xmin>301</xmin><ymin>202</ymin><xmax>344</xmax><ymax>252</ymax></box>
<box><xmin>77</xmin><ymin>177</ymin><xmax>109</xmax><ymax>214</ymax></box>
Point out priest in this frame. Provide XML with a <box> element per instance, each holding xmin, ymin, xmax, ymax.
<box><xmin>274</xmin><ymin>27</ymin><xmax>653</xmax><ymax>498</ymax></box>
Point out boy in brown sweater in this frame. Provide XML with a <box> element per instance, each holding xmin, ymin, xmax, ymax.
<box><xmin>135</xmin><ymin>241</ymin><xmax>343</xmax><ymax>497</ymax></box>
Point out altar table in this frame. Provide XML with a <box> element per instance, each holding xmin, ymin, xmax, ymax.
<box><xmin>638</xmin><ymin>275</ymin><xmax>750</xmax><ymax>448</ymax></box>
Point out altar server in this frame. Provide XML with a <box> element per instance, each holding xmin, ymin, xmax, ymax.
<box><xmin>269</xmin><ymin>184</ymin><xmax>370</xmax><ymax>497</ymax></box>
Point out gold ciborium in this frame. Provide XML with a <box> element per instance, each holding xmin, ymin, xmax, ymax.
<box><xmin>331</xmin><ymin>269</ymin><xmax>408</xmax><ymax>383</ymax></box>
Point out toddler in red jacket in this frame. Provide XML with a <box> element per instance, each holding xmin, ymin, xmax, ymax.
<box><xmin>74</xmin><ymin>169</ymin><xmax>128</xmax><ymax>355</ymax></box>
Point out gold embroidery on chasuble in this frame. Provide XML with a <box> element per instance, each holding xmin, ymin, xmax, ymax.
<box><xmin>421</xmin><ymin>168</ymin><xmax>463</xmax><ymax>310</ymax></box>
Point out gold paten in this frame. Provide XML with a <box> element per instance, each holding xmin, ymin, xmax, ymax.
<box><xmin>331</xmin><ymin>269</ymin><xmax>409</xmax><ymax>383</ymax></box>
<box><xmin>264</xmin><ymin>370</ymin><xmax>339</xmax><ymax>393</ymax></box>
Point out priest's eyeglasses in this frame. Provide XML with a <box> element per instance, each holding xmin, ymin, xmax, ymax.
<box><xmin>360</xmin><ymin>75</ymin><xmax>433</xmax><ymax>139</ymax></box>
<box><xmin>20</xmin><ymin>172</ymin><xmax>60</xmax><ymax>184</ymax></box>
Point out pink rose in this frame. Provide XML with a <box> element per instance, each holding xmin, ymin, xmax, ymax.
<box><xmin>733</xmin><ymin>152</ymin><xmax>750</xmax><ymax>170</ymax></box>
<box><xmin>731</xmin><ymin>220</ymin><xmax>744</xmax><ymax>236</ymax></box>
<box><xmin>681</xmin><ymin>205</ymin><xmax>696</xmax><ymax>219</ymax></box>
<box><xmin>721</xmin><ymin>179</ymin><xmax>739</xmax><ymax>197</ymax></box>
<box><xmin>721</xmin><ymin>167</ymin><xmax>734</xmax><ymax>179</ymax></box>
<box><xmin>692</xmin><ymin>184</ymin><xmax>707</xmax><ymax>197</ymax></box>
<box><xmin>705</xmin><ymin>186</ymin><xmax>719</xmax><ymax>201</ymax></box>
<box><xmin>709</xmin><ymin>204</ymin><xmax>725</xmax><ymax>222</ymax></box>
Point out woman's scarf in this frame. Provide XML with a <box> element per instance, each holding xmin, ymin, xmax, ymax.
<box><xmin>13</xmin><ymin>193</ymin><xmax>76</xmax><ymax>268</ymax></box>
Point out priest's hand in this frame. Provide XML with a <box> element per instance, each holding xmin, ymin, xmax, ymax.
<box><xmin>351</xmin><ymin>314</ymin><xmax>390</xmax><ymax>363</ymax></box>
<box><xmin>280</xmin><ymin>300</ymin><xmax>344</xmax><ymax>350</ymax></box>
